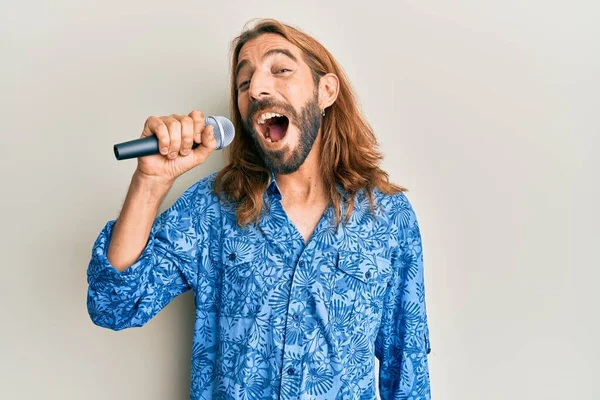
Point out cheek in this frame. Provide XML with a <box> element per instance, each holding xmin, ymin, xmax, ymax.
<box><xmin>237</xmin><ymin>97</ymin><xmax>248</xmax><ymax>119</ymax></box>
<box><xmin>282</xmin><ymin>81</ymin><xmax>313</xmax><ymax>108</ymax></box>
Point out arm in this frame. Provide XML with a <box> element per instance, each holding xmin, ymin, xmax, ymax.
<box><xmin>375</xmin><ymin>194</ymin><xmax>431</xmax><ymax>399</ymax></box>
<box><xmin>86</xmin><ymin>176</ymin><xmax>201</xmax><ymax>331</ymax></box>
<box><xmin>107</xmin><ymin>172</ymin><xmax>173</xmax><ymax>272</ymax></box>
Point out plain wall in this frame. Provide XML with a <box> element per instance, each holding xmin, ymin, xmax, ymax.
<box><xmin>2</xmin><ymin>0</ymin><xmax>598</xmax><ymax>399</ymax></box>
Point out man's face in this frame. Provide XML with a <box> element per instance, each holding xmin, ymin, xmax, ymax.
<box><xmin>236</xmin><ymin>33</ymin><xmax>322</xmax><ymax>174</ymax></box>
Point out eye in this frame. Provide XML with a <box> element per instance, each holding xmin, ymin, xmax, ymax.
<box><xmin>277</xmin><ymin>68</ymin><xmax>292</xmax><ymax>74</ymax></box>
<box><xmin>237</xmin><ymin>80</ymin><xmax>250</xmax><ymax>90</ymax></box>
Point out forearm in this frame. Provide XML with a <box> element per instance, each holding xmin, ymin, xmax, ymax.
<box><xmin>106</xmin><ymin>171</ymin><xmax>173</xmax><ymax>271</ymax></box>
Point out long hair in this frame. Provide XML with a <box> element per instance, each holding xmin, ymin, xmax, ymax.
<box><xmin>213</xmin><ymin>18</ymin><xmax>406</xmax><ymax>227</ymax></box>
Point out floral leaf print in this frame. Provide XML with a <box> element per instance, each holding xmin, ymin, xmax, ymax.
<box><xmin>305</xmin><ymin>366</ymin><xmax>333</xmax><ymax>396</ymax></box>
<box><xmin>327</xmin><ymin>298</ymin><xmax>354</xmax><ymax>335</ymax></box>
<box><xmin>223</xmin><ymin>238</ymin><xmax>255</xmax><ymax>266</ymax></box>
<box><xmin>312</xmin><ymin>223</ymin><xmax>338</xmax><ymax>249</ymax></box>
<box><xmin>347</xmin><ymin>334</ymin><xmax>370</xmax><ymax>366</ymax></box>
<box><xmin>235</xmin><ymin>350</ymin><xmax>270</xmax><ymax>400</ymax></box>
<box><xmin>268</xmin><ymin>282</ymin><xmax>291</xmax><ymax>316</ymax></box>
<box><xmin>86</xmin><ymin>173</ymin><xmax>431</xmax><ymax>399</ymax></box>
<box><xmin>389</xmin><ymin>195</ymin><xmax>413</xmax><ymax>229</ymax></box>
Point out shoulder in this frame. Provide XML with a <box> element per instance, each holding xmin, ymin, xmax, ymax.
<box><xmin>169</xmin><ymin>171</ymin><xmax>221</xmax><ymax>211</ymax></box>
<box><xmin>174</xmin><ymin>171</ymin><xmax>217</xmax><ymax>198</ymax></box>
<box><xmin>190</xmin><ymin>171</ymin><xmax>219</xmax><ymax>196</ymax></box>
<box><xmin>348</xmin><ymin>185</ymin><xmax>418</xmax><ymax>227</ymax></box>
<box><xmin>373</xmin><ymin>188</ymin><xmax>416</xmax><ymax>219</ymax></box>
<box><xmin>372</xmin><ymin>188</ymin><xmax>421</xmax><ymax>240</ymax></box>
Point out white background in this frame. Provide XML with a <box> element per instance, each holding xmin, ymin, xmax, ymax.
<box><xmin>2</xmin><ymin>0</ymin><xmax>599</xmax><ymax>398</ymax></box>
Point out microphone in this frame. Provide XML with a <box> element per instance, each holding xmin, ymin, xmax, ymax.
<box><xmin>114</xmin><ymin>116</ymin><xmax>235</xmax><ymax>160</ymax></box>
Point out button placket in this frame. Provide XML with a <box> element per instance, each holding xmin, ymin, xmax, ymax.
<box><xmin>279</xmin><ymin>254</ymin><xmax>311</xmax><ymax>399</ymax></box>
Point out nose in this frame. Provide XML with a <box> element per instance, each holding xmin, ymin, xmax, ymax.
<box><xmin>248</xmin><ymin>70</ymin><xmax>273</xmax><ymax>101</ymax></box>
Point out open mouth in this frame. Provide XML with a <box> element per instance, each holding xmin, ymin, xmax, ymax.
<box><xmin>257</xmin><ymin>112</ymin><xmax>289</xmax><ymax>143</ymax></box>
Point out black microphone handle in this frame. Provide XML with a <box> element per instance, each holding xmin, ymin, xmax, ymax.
<box><xmin>113</xmin><ymin>135</ymin><xmax>202</xmax><ymax>160</ymax></box>
<box><xmin>114</xmin><ymin>115</ymin><xmax>234</xmax><ymax>160</ymax></box>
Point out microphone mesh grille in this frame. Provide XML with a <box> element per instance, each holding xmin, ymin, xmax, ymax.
<box><xmin>206</xmin><ymin>116</ymin><xmax>235</xmax><ymax>150</ymax></box>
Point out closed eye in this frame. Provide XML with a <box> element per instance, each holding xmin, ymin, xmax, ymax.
<box><xmin>238</xmin><ymin>80</ymin><xmax>250</xmax><ymax>90</ymax></box>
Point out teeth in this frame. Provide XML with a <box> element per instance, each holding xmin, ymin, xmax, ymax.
<box><xmin>258</xmin><ymin>112</ymin><xmax>283</xmax><ymax>125</ymax></box>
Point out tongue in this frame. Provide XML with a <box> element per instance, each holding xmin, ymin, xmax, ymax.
<box><xmin>268</xmin><ymin>124</ymin><xmax>285</xmax><ymax>142</ymax></box>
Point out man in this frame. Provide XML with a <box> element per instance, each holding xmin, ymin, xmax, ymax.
<box><xmin>87</xmin><ymin>18</ymin><xmax>431</xmax><ymax>400</ymax></box>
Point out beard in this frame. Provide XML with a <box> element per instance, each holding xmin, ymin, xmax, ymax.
<box><xmin>242</xmin><ymin>91</ymin><xmax>322</xmax><ymax>175</ymax></box>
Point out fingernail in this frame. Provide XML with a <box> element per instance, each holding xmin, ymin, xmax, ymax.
<box><xmin>182</xmin><ymin>149</ymin><xmax>190</xmax><ymax>155</ymax></box>
<box><xmin>169</xmin><ymin>152</ymin><xmax>177</xmax><ymax>159</ymax></box>
<box><xmin>161</xmin><ymin>147</ymin><xmax>168</xmax><ymax>155</ymax></box>
<box><xmin>196</xmin><ymin>133</ymin><xmax>201</xmax><ymax>141</ymax></box>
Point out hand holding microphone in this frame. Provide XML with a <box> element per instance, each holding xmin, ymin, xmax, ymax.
<box><xmin>105</xmin><ymin>110</ymin><xmax>234</xmax><ymax>272</ymax></box>
<box><xmin>114</xmin><ymin>110</ymin><xmax>234</xmax><ymax>185</ymax></box>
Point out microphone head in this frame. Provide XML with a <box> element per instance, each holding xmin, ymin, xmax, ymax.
<box><xmin>205</xmin><ymin>116</ymin><xmax>235</xmax><ymax>150</ymax></box>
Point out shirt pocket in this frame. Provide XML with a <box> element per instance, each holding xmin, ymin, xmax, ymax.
<box><xmin>219</xmin><ymin>237</ymin><xmax>262</xmax><ymax>317</ymax></box>
<box><xmin>328</xmin><ymin>250</ymin><xmax>393</xmax><ymax>337</ymax></box>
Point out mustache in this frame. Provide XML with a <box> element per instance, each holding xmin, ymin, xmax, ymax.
<box><xmin>247</xmin><ymin>99</ymin><xmax>298</xmax><ymax>124</ymax></box>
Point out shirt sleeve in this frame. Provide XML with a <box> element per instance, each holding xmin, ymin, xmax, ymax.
<box><xmin>86</xmin><ymin>182</ymin><xmax>201</xmax><ymax>331</ymax></box>
<box><xmin>375</xmin><ymin>193</ymin><xmax>431</xmax><ymax>399</ymax></box>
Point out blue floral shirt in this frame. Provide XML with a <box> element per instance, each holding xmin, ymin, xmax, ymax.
<box><xmin>86</xmin><ymin>172</ymin><xmax>431</xmax><ymax>400</ymax></box>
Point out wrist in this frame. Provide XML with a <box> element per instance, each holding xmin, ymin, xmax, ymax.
<box><xmin>133</xmin><ymin>170</ymin><xmax>174</xmax><ymax>189</ymax></box>
<box><xmin>131</xmin><ymin>171</ymin><xmax>173</xmax><ymax>200</ymax></box>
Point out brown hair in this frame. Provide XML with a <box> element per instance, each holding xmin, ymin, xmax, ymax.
<box><xmin>213</xmin><ymin>18</ymin><xmax>406</xmax><ymax>227</ymax></box>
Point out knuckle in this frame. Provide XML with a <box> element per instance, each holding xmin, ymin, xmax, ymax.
<box><xmin>155</xmin><ymin>129</ymin><xmax>167</xmax><ymax>139</ymax></box>
<box><xmin>190</xmin><ymin>110</ymin><xmax>204</xmax><ymax>119</ymax></box>
<box><xmin>190</xmin><ymin>111</ymin><xmax>205</xmax><ymax>126</ymax></box>
<box><xmin>146</xmin><ymin>116</ymin><xmax>160</xmax><ymax>129</ymax></box>
<box><xmin>166</xmin><ymin>119</ymin><xmax>180</xmax><ymax>130</ymax></box>
<box><xmin>155</xmin><ymin>124</ymin><xmax>168</xmax><ymax>136</ymax></box>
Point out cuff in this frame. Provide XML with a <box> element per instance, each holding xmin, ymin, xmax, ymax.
<box><xmin>87</xmin><ymin>220</ymin><xmax>154</xmax><ymax>286</ymax></box>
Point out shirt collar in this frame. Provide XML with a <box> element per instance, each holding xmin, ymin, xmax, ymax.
<box><xmin>266</xmin><ymin>170</ymin><xmax>282</xmax><ymax>200</ymax></box>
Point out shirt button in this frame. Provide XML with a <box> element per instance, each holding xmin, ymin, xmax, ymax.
<box><xmin>287</xmin><ymin>367</ymin><xmax>296</xmax><ymax>375</ymax></box>
<box><xmin>298</xmin><ymin>260</ymin><xmax>305</xmax><ymax>268</ymax></box>
<box><xmin>292</xmin><ymin>313</ymin><xmax>300</xmax><ymax>321</ymax></box>
<box><xmin>365</xmin><ymin>271</ymin><xmax>372</xmax><ymax>279</ymax></box>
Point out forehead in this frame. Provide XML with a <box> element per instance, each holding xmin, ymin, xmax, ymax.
<box><xmin>237</xmin><ymin>33</ymin><xmax>303</xmax><ymax>64</ymax></box>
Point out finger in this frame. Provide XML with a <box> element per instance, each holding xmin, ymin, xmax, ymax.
<box><xmin>143</xmin><ymin>116</ymin><xmax>169</xmax><ymax>155</ymax></box>
<box><xmin>189</xmin><ymin>110</ymin><xmax>205</xmax><ymax>144</ymax></box>
<box><xmin>177</xmin><ymin>115</ymin><xmax>194</xmax><ymax>156</ymax></box>
<box><xmin>164</xmin><ymin>116</ymin><xmax>182</xmax><ymax>159</ymax></box>
<box><xmin>192</xmin><ymin>125</ymin><xmax>217</xmax><ymax>164</ymax></box>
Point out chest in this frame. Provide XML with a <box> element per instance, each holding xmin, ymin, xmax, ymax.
<box><xmin>214</xmin><ymin>231</ymin><xmax>394</xmax><ymax>331</ymax></box>
<box><xmin>280</xmin><ymin>199</ymin><xmax>328</xmax><ymax>244</ymax></box>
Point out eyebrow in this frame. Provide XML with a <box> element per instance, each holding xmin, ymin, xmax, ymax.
<box><xmin>235</xmin><ymin>48</ymin><xmax>299</xmax><ymax>82</ymax></box>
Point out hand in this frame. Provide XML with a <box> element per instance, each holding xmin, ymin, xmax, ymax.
<box><xmin>134</xmin><ymin>110</ymin><xmax>217</xmax><ymax>185</ymax></box>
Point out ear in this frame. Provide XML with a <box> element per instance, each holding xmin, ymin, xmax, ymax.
<box><xmin>318</xmin><ymin>73</ymin><xmax>339</xmax><ymax>110</ymax></box>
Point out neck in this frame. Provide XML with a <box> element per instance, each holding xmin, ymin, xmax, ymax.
<box><xmin>274</xmin><ymin>136</ymin><xmax>326</xmax><ymax>204</ymax></box>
